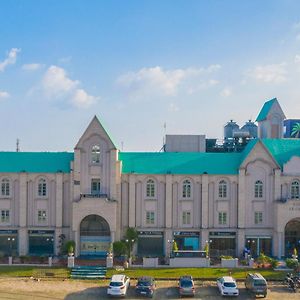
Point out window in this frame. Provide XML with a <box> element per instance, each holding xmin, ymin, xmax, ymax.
<box><xmin>254</xmin><ymin>180</ymin><xmax>263</xmax><ymax>198</ymax></box>
<box><xmin>182</xmin><ymin>180</ymin><xmax>191</xmax><ymax>198</ymax></box>
<box><xmin>1</xmin><ymin>210</ymin><xmax>9</xmax><ymax>223</ymax></box>
<box><xmin>146</xmin><ymin>179</ymin><xmax>155</xmax><ymax>198</ymax></box>
<box><xmin>182</xmin><ymin>211</ymin><xmax>191</xmax><ymax>225</ymax></box>
<box><xmin>91</xmin><ymin>145</ymin><xmax>100</xmax><ymax>163</ymax></box>
<box><xmin>38</xmin><ymin>179</ymin><xmax>47</xmax><ymax>197</ymax></box>
<box><xmin>291</xmin><ymin>181</ymin><xmax>300</xmax><ymax>199</ymax></box>
<box><xmin>146</xmin><ymin>211</ymin><xmax>155</xmax><ymax>225</ymax></box>
<box><xmin>218</xmin><ymin>180</ymin><xmax>227</xmax><ymax>198</ymax></box>
<box><xmin>1</xmin><ymin>178</ymin><xmax>10</xmax><ymax>196</ymax></box>
<box><xmin>254</xmin><ymin>212</ymin><xmax>263</xmax><ymax>224</ymax></box>
<box><xmin>91</xmin><ymin>179</ymin><xmax>101</xmax><ymax>195</ymax></box>
<box><xmin>218</xmin><ymin>212</ymin><xmax>227</xmax><ymax>225</ymax></box>
<box><xmin>38</xmin><ymin>210</ymin><xmax>47</xmax><ymax>223</ymax></box>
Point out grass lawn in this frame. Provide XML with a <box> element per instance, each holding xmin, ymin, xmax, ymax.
<box><xmin>0</xmin><ymin>266</ymin><xmax>286</xmax><ymax>281</ymax></box>
<box><xmin>0</xmin><ymin>266</ymin><xmax>70</xmax><ymax>278</ymax></box>
<box><xmin>106</xmin><ymin>267</ymin><xmax>287</xmax><ymax>280</ymax></box>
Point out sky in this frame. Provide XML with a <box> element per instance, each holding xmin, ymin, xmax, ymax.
<box><xmin>1</xmin><ymin>0</ymin><xmax>300</xmax><ymax>152</ymax></box>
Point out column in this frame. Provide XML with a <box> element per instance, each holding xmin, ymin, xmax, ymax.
<box><xmin>237</xmin><ymin>229</ymin><xmax>245</xmax><ymax>257</ymax></box>
<box><xmin>237</xmin><ymin>168</ymin><xmax>246</xmax><ymax>228</ymax></box>
<box><xmin>55</xmin><ymin>173</ymin><xmax>63</xmax><ymax>227</ymax></box>
<box><xmin>110</xmin><ymin>150</ymin><xmax>117</xmax><ymax>200</ymax></box>
<box><xmin>55</xmin><ymin>228</ymin><xmax>62</xmax><ymax>255</ymax></box>
<box><xmin>19</xmin><ymin>172</ymin><xmax>27</xmax><ymax>227</ymax></box>
<box><xmin>128</xmin><ymin>174</ymin><xmax>136</xmax><ymax>227</ymax></box>
<box><xmin>165</xmin><ymin>175</ymin><xmax>172</xmax><ymax>228</ymax></box>
<box><xmin>201</xmin><ymin>174</ymin><xmax>208</xmax><ymax>229</ymax></box>
<box><xmin>18</xmin><ymin>228</ymin><xmax>28</xmax><ymax>256</ymax></box>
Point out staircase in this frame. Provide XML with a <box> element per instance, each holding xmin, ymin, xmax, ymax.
<box><xmin>70</xmin><ymin>266</ymin><xmax>107</xmax><ymax>279</ymax></box>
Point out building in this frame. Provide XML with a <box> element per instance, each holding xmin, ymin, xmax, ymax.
<box><xmin>0</xmin><ymin>98</ymin><xmax>300</xmax><ymax>259</ymax></box>
<box><xmin>284</xmin><ymin>119</ymin><xmax>300</xmax><ymax>138</ymax></box>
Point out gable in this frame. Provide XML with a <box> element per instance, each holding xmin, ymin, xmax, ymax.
<box><xmin>256</xmin><ymin>98</ymin><xmax>285</xmax><ymax>122</ymax></box>
<box><xmin>283</xmin><ymin>156</ymin><xmax>300</xmax><ymax>175</ymax></box>
<box><xmin>75</xmin><ymin>116</ymin><xmax>116</xmax><ymax>150</ymax></box>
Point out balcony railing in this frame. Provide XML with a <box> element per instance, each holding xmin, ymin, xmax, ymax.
<box><xmin>80</xmin><ymin>193</ymin><xmax>108</xmax><ymax>199</ymax></box>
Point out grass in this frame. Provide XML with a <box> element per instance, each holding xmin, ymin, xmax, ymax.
<box><xmin>0</xmin><ymin>266</ymin><xmax>70</xmax><ymax>278</ymax></box>
<box><xmin>106</xmin><ymin>267</ymin><xmax>287</xmax><ymax>280</ymax></box>
<box><xmin>0</xmin><ymin>266</ymin><xmax>287</xmax><ymax>281</ymax></box>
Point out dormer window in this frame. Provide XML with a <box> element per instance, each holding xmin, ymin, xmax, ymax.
<box><xmin>91</xmin><ymin>145</ymin><xmax>100</xmax><ymax>163</ymax></box>
<box><xmin>1</xmin><ymin>178</ymin><xmax>10</xmax><ymax>196</ymax></box>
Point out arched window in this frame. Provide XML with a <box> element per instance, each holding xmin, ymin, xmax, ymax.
<box><xmin>254</xmin><ymin>180</ymin><xmax>263</xmax><ymax>198</ymax></box>
<box><xmin>182</xmin><ymin>179</ymin><xmax>192</xmax><ymax>198</ymax></box>
<box><xmin>291</xmin><ymin>181</ymin><xmax>300</xmax><ymax>199</ymax></box>
<box><xmin>91</xmin><ymin>145</ymin><xmax>100</xmax><ymax>163</ymax></box>
<box><xmin>218</xmin><ymin>180</ymin><xmax>227</xmax><ymax>198</ymax></box>
<box><xmin>1</xmin><ymin>178</ymin><xmax>10</xmax><ymax>196</ymax></box>
<box><xmin>146</xmin><ymin>179</ymin><xmax>155</xmax><ymax>198</ymax></box>
<box><xmin>38</xmin><ymin>178</ymin><xmax>47</xmax><ymax>197</ymax></box>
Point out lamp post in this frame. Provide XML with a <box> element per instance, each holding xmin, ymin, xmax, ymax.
<box><xmin>167</xmin><ymin>239</ymin><xmax>174</xmax><ymax>258</ymax></box>
<box><xmin>7</xmin><ymin>237</ymin><xmax>15</xmax><ymax>257</ymax></box>
<box><xmin>125</xmin><ymin>239</ymin><xmax>135</xmax><ymax>259</ymax></box>
<box><xmin>205</xmin><ymin>240</ymin><xmax>212</xmax><ymax>257</ymax></box>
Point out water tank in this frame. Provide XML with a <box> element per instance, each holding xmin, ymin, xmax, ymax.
<box><xmin>224</xmin><ymin>120</ymin><xmax>239</xmax><ymax>140</ymax></box>
<box><xmin>241</xmin><ymin>120</ymin><xmax>258</xmax><ymax>138</ymax></box>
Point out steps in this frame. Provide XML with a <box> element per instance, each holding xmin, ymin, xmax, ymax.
<box><xmin>70</xmin><ymin>265</ymin><xmax>107</xmax><ymax>279</ymax></box>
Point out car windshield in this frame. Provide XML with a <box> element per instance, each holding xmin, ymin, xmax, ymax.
<box><xmin>180</xmin><ymin>280</ymin><xmax>193</xmax><ymax>288</ymax></box>
<box><xmin>110</xmin><ymin>282</ymin><xmax>123</xmax><ymax>287</ymax></box>
<box><xmin>254</xmin><ymin>280</ymin><xmax>266</xmax><ymax>287</ymax></box>
<box><xmin>137</xmin><ymin>280</ymin><xmax>151</xmax><ymax>286</ymax></box>
<box><xmin>224</xmin><ymin>282</ymin><xmax>236</xmax><ymax>288</ymax></box>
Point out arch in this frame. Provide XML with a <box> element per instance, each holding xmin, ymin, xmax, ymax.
<box><xmin>37</xmin><ymin>178</ymin><xmax>47</xmax><ymax>197</ymax></box>
<box><xmin>254</xmin><ymin>180</ymin><xmax>263</xmax><ymax>198</ymax></box>
<box><xmin>218</xmin><ymin>180</ymin><xmax>227</xmax><ymax>198</ymax></box>
<box><xmin>285</xmin><ymin>218</ymin><xmax>300</xmax><ymax>257</ymax></box>
<box><xmin>91</xmin><ymin>145</ymin><xmax>101</xmax><ymax>163</ymax></box>
<box><xmin>145</xmin><ymin>178</ymin><xmax>156</xmax><ymax>198</ymax></box>
<box><xmin>1</xmin><ymin>178</ymin><xmax>10</xmax><ymax>196</ymax></box>
<box><xmin>80</xmin><ymin>214</ymin><xmax>111</xmax><ymax>256</ymax></box>
<box><xmin>291</xmin><ymin>180</ymin><xmax>300</xmax><ymax>199</ymax></box>
<box><xmin>182</xmin><ymin>178</ymin><xmax>192</xmax><ymax>199</ymax></box>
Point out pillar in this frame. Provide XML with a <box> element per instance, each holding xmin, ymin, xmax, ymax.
<box><xmin>128</xmin><ymin>174</ymin><xmax>136</xmax><ymax>227</ymax></box>
<box><xmin>165</xmin><ymin>175</ymin><xmax>172</xmax><ymax>228</ymax></box>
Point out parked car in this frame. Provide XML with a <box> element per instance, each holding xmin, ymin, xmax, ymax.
<box><xmin>245</xmin><ymin>273</ymin><xmax>267</xmax><ymax>297</ymax></box>
<box><xmin>178</xmin><ymin>275</ymin><xmax>195</xmax><ymax>297</ymax></box>
<box><xmin>107</xmin><ymin>274</ymin><xmax>130</xmax><ymax>297</ymax></box>
<box><xmin>216</xmin><ymin>276</ymin><xmax>239</xmax><ymax>297</ymax></box>
<box><xmin>135</xmin><ymin>276</ymin><xmax>156</xmax><ymax>298</ymax></box>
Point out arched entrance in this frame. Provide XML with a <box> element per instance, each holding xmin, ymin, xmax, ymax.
<box><xmin>80</xmin><ymin>214</ymin><xmax>110</xmax><ymax>257</ymax></box>
<box><xmin>285</xmin><ymin>219</ymin><xmax>300</xmax><ymax>257</ymax></box>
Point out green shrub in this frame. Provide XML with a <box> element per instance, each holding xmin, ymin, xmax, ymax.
<box><xmin>286</xmin><ymin>258</ymin><xmax>299</xmax><ymax>270</ymax></box>
<box><xmin>113</xmin><ymin>241</ymin><xmax>127</xmax><ymax>257</ymax></box>
<box><xmin>64</xmin><ymin>240</ymin><xmax>75</xmax><ymax>255</ymax></box>
<box><xmin>256</xmin><ymin>253</ymin><xmax>271</xmax><ymax>265</ymax></box>
<box><xmin>270</xmin><ymin>258</ymin><xmax>279</xmax><ymax>269</ymax></box>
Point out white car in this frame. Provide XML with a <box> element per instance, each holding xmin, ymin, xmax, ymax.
<box><xmin>107</xmin><ymin>274</ymin><xmax>130</xmax><ymax>297</ymax></box>
<box><xmin>217</xmin><ymin>276</ymin><xmax>239</xmax><ymax>297</ymax></box>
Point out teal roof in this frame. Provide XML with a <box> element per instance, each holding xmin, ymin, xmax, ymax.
<box><xmin>262</xmin><ymin>139</ymin><xmax>300</xmax><ymax>167</ymax></box>
<box><xmin>0</xmin><ymin>152</ymin><xmax>74</xmax><ymax>173</ymax></box>
<box><xmin>119</xmin><ymin>152</ymin><xmax>243</xmax><ymax>175</ymax></box>
<box><xmin>256</xmin><ymin>98</ymin><xmax>277</xmax><ymax>122</ymax></box>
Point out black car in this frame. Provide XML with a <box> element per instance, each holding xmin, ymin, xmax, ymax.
<box><xmin>179</xmin><ymin>276</ymin><xmax>195</xmax><ymax>297</ymax></box>
<box><xmin>135</xmin><ymin>276</ymin><xmax>156</xmax><ymax>298</ymax></box>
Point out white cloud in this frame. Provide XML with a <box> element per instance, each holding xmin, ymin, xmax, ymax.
<box><xmin>168</xmin><ymin>102</ymin><xmax>179</xmax><ymax>112</ymax></box>
<box><xmin>22</xmin><ymin>63</ymin><xmax>43</xmax><ymax>71</ymax></box>
<box><xmin>247</xmin><ymin>63</ymin><xmax>287</xmax><ymax>83</ymax></box>
<box><xmin>0</xmin><ymin>91</ymin><xmax>10</xmax><ymax>99</ymax></box>
<box><xmin>220</xmin><ymin>87</ymin><xmax>232</xmax><ymax>97</ymax></box>
<box><xmin>71</xmin><ymin>89</ymin><xmax>97</xmax><ymax>108</ymax></box>
<box><xmin>41</xmin><ymin>65</ymin><xmax>98</xmax><ymax>108</ymax></box>
<box><xmin>0</xmin><ymin>48</ymin><xmax>21</xmax><ymax>72</ymax></box>
<box><xmin>295</xmin><ymin>55</ymin><xmax>300</xmax><ymax>63</ymax></box>
<box><xmin>117</xmin><ymin>65</ymin><xmax>221</xmax><ymax>96</ymax></box>
<box><xmin>293</xmin><ymin>22</ymin><xmax>300</xmax><ymax>30</ymax></box>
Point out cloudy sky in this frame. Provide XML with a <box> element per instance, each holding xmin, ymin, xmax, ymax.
<box><xmin>1</xmin><ymin>1</ymin><xmax>300</xmax><ymax>152</ymax></box>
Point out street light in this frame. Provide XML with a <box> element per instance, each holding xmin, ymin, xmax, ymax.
<box><xmin>7</xmin><ymin>237</ymin><xmax>15</xmax><ymax>256</ymax></box>
<box><xmin>125</xmin><ymin>239</ymin><xmax>135</xmax><ymax>258</ymax></box>
<box><xmin>167</xmin><ymin>239</ymin><xmax>174</xmax><ymax>257</ymax></box>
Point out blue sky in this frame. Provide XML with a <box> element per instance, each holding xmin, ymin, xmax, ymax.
<box><xmin>1</xmin><ymin>0</ymin><xmax>300</xmax><ymax>151</ymax></box>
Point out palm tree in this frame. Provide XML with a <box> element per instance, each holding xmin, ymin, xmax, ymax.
<box><xmin>291</xmin><ymin>122</ymin><xmax>300</xmax><ymax>138</ymax></box>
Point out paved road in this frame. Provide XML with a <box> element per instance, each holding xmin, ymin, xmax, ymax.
<box><xmin>0</xmin><ymin>279</ymin><xmax>299</xmax><ymax>300</ymax></box>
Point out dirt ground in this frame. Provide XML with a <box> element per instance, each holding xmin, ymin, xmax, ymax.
<box><xmin>0</xmin><ymin>278</ymin><xmax>299</xmax><ymax>300</ymax></box>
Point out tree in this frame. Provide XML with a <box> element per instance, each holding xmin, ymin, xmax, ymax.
<box><xmin>291</xmin><ymin>122</ymin><xmax>300</xmax><ymax>138</ymax></box>
<box><xmin>113</xmin><ymin>241</ymin><xmax>127</xmax><ymax>257</ymax></box>
<box><xmin>124</xmin><ymin>227</ymin><xmax>138</xmax><ymax>258</ymax></box>
<box><xmin>172</xmin><ymin>240</ymin><xmax>178</xmax><ymax>252</ymax></box>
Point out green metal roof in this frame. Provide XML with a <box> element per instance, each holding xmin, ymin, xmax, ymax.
<box><xmin>256</xmin><ymin>98</ymin><xmax>277</xmax><ymax>122</ymax></box>
<box><xmin>262</xmin><ymin>139</ymin><xmax>300</xmax><ymax>167</ymax></box>
<box><xmin>119</xmin><ymin>152</ymin><xmax>243</xmax><ymax>175</ymax></box>
<box><xmin>0</xmin><ymin>152</ymin><xmax>74</xmax><ymax>173</ymax></box>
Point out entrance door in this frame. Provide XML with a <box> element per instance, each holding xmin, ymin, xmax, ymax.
<box><xmin>285</xmin><ymin>219</ymin><xmax>300</xmax><ymax>257</ymax></box>
<box><xmin>80</xmin><ymin>215</ymin><xmax>110</xmax><ymax>257</ymax></box>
